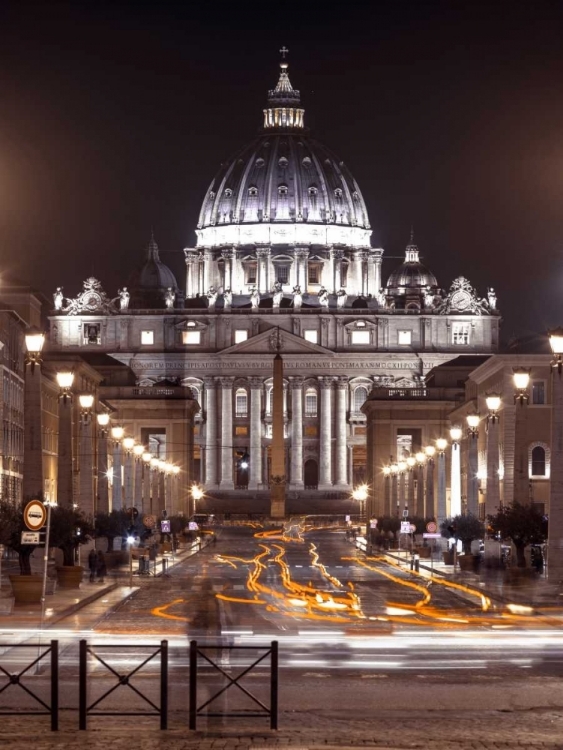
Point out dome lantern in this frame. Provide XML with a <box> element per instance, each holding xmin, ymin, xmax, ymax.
<box><xmin>263</xmin><ymin>49</ymin><xmax>305</xmax><ymax>130</ymax></box>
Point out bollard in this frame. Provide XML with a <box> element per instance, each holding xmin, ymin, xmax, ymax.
<box><xmin>414</xmin><ymin>554</ymin><xmax>420</xmax><ymax>573</ymax></box>
<box><xmin>162</xmin><ymin>557</ymin><xmax>167</xmax><ymax>574</ymax></box>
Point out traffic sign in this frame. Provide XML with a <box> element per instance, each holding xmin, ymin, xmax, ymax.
<box><xmin>423</xmin><ymin>532</ymin><xmax>442</xmax><ymax>539</ymax></box>
<box><xmin>426</xmin><ymin>521</ymin><xmax>438</xmax><ymax>533</ymax></box>
<box><xmin>400</xmin><ymin>521</ymin><xmax>411</xmax><ymax>534</ymax></box>
<box><xmin>161</xmin><ymin>520</ymin><xmax>171</xmax><ymax>533</ymax></box>
<box><xmin>21</xmin><ymin>531</ymin><xmax>40</xmax><ymax>545</ymax></box>
<box><xmin>23</xmin><ymin>500</ymin><xmax>46</xmax><ymax>531</ymax></box>
<box><xmin>409</xmin><ymin>523</ymin><xmax>416</xmax><ymax>533</ymax></box>
<box><xmin>142</xmin><ymin>514</ymin><xmax>156</xmax><ymax>529</ymax></box>
<box><xmin>370</xmin><ymin>519</ymin><xmax>378</xmax><ymax>529</ymax></box>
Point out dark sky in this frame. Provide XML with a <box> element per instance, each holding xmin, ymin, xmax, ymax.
<box><xmin>1</xmin><ymin>0</ymin><xmax>562</xmax><ymax>339</ymax></box>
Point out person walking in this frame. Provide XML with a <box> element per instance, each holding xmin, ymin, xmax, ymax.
<box><xmin>88</xmin><ymin>548</ymin><xmax>97</xmax><ymax>583</ymax></box>
<box><xmin>96</xmin><ymin>549</ymin><xmax>107</xmax><ymax>584</ymax></box>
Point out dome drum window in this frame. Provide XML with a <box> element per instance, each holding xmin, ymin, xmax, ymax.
<box><xmin>278</xmin><ymin>184</ymin><xmax>289</xmax><ymax>196</ymax></box>
<box><xmin>224</xmin><ymin>188</ymin><xmax>233</xmax><ymax>198</ymax></box>
<box><xmin>248</xmin><ymin>186</ymin><xmax>259</xmax><ymax>197</ymax></box>
<box><xmin>334</xmin><ymin>188</ymin><xmax>343</xmax><ymax>199</ymax></box>
<box><xmin>278</xmin><ymin>157</ymin><xmax>288</xmax><ymax>168</ymax></box>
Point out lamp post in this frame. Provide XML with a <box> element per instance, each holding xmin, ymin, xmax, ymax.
<box><xmin>424</xmin><ymin>445</ymin><xmax>436</xmax><ymax>517</ymax></box>
<box><xmin>133</xmin><ymin>444</ymin><xmax>145</xmax><ymax>510</ymax></box>
<box><xmin>415</xmin><ymin>452</ymin><xmax>426</xmax><ymax>517</ymax></box>
<box><xmin>122</xmin><ymin>436</ymin><xmax>135</xmax><ymax>510</ymax></box>
<box><xmin>171</xmin><ymin>464</ymin><xmax>181</xmax><ymax>513</ymax></box>
<box><xmin>78</xmin><ymin>394</ymin><xmax>95</xmax><ymax>516</ymax></box>
<box><xmin>142</xmin><ymin>451</ymin><xmax>152</xmax><ymax>513</ymax></box>
<box><xmin>352</xmin><ymin>484</ymin><xmax>368</xmax><ymax>520</ymax></box>
<box><xmin>398</xmin><ymin>461</ymin><xmax>407</xmax><ymax>517</ymax></box>
<box><xmin>485</xmin><ymin>393</ymin><xmax>502</xmax><ymax>516</ymax></box>
<box><xmin>96</xmin><ymin>413</ymin><xmax>110</xmax><ymax>513</ymax></box>
<box><xmin>406</xmin><ymin>456</ymin><xmax>416</xmax><ymax>517</ymax></box>
<box><xmin>191</xmin><ymin>484</ymin><xmax>204</xmax><ymax>518</ymax></box>
<box><xmin>150</xmin><ymin>457</ymin><xmax>161</xmax><ymax>514</ymax></box>
<box><xmin>23</xmin><ymin>328</ymin><xmax>45</xmax><ymax>501</ymax></box>
<box><xmin>436</xmin><ymin>438</ymin><xmax>448</xmax><ymax>525</ymax></box>
<box><xmin>110</xmin><ymin>425</ymin><xmax>124</xmax><ymax>511</ymax></box>
<box><xmin>512</xmin><ymin>368</ymin><xmax>531</xmax><ymax>505</ymax></box>
<box><xmin>449</xmin><ymin>426</ymin><xmax>462</xmax><ymax>517</ymax></box>
<box><xmin>56</xmin><ymin>371</ymin><xmax>75</xmax><ymax>508</ymax></box>
<box><xmin>466</xmin><ymin>413</ymin><xmax>480</xmax><ymax>516</ymax></box>
<box><xmin>548</xmin><ymin>328</ymin><xmax>563</xmax><ymax>580</ymax></box>
<box><xmin>513</xmin><ymin>367</ymin><xmax>531</xmax><ymax>406</ymax></box>
<box><xmin>382</xmin><ymin>465</ymin><xmax>391</xmax><ymax>516</ymax></box>
<box><xmin>390</xmin><ymin>463</ymin><xmax>399</xmax><ymax>517</ymax></box>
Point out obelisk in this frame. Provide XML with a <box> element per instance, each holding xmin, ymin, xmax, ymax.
<box><xmin>270</xmin><ymin>345</ymin><xmax>286</xmax><ymax>518</ymax></box>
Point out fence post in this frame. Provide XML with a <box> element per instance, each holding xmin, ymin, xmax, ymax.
<box><xmin>50</xmin><ymin>640</ymin><xmax>58</xmax><ymax>731</ymax></box>
<box><xmin>160</xmin><ymin>640</ymin><xmax>168</xmax><ymax>730</ymax></box>
<box><xmin>79</xmin><ymin>639</ymin><xmax>87</xmax><ymax>730</ymax></box>
<box><xmin>189</xmin><ymin>640</ymin><xmax>197</xmax><ymax>730</ymax></box>
<box><xmin>270</xmin><ymin>640</ymin><xmax>278</xmax><ymax>730</ymax></box>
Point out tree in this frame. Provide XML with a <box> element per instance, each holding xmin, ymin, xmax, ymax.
<box><xmin>487</xmin><ymin>502</ymin><xmax>547</xmax><ymax>568</ymax></box>
<box><xmin>94</xmin><ymin>510</ymin><xmax>130</xmax><ymax>552</ymax></box>
<box><xmin>0</xmin><ymin>500</ymin><xmax>36</xmax><ymax>575</ymax></box>
<box><xmin>49</xmin><ymin>506</ymin><xmax>94</xmax><ymax>566</ymax></box>
<box><xmin>440</xmin><ymin>514</ymin><xmax>484</xmax><ymax>554</ymax></box>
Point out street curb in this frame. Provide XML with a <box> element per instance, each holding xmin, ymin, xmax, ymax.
<box><xmin>44</xmin><ymin>581</ymin><xmax>120</xmax><ymax>627</ymax></box>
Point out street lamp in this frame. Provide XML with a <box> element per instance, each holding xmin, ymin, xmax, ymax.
<box><xmin>435</xmin><ymin>438</ymin><xmax>448</xmax><ymax>524</ymax></box>
<box><xmin>485</xmin><ymin>393</ymin><xmax>502</xmax><ymax>516</ymax></box>
<box><xmin>548</xmin><ymin>329</ymin><xmax>563</xmax><ymax>580</ymax></box>
<box><xmin>96</xmin><ymin>413</ymin><xmax>111</xmax><ymax>513</ymax></box>
<box><xmin>513</xmin><ymin>368</ymin><xmax>531</xmax><ymax>406</ymax></box>
<box><xmin>382</xmin><ymin>465</ymin><xmax>391</xmax><ymax>515</ymax></box>
<box><xmin>77</xmin><ymin>394</ymin><xmax>95</xmax><ymax>515</ymax></box>
<box><xmin>352</xmin><ymin>484</ymin><xmax>368</xmax><ymax>519</ymax></box>
<box><xmin>466</xmin><ymin>413</ymin><xmax>480</xmax><ymax>515</ymax></box>
<box><xmin>406</xmin><ymin>457</ymin><xmax>416</xmax><ymax>517</ymax></box>
<box><xmin>78</xmin><ymin>393</ymin><xmax>94</xmax><ymax>422</ymax></box>
<box><xmin>23</xmin><ymin>328</ymin><xmax>46</xmax><ymax>501</ymax></box>
<box><xmin>424</xmin><ymin>445</ymin><xmax>436</xmax><ymax>518</ymax></box>
<box><xmin>449</xmin><ymin>427</ymin><xmax>462</xmax><ymax>517</ymax></box>
<box><xmin>56</xmin><ymin>370</ymin><xmax>75</xmax><ymax>508</ymax></box>
<box><xmin>110</xmin><ymin>425</ymin><xmax>125</xmax><ymax>511</ymax></box>
<box><xmin>414</xmin><ymin>452</ymin><xmax>425</xmax><ymax>518</ymax></box>
<box><xmin>390</xmin><ymin>463</ymin><xmax>399</xmax><ymax>517</ymax></box>
<box><xmin>122</xmin><ymin>437</ymin><xmax>136</xmax><ymax>509</ymax></box>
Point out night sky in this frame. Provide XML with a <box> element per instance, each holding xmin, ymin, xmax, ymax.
<box><xmin>1</xmin><ymin>0</ymin><xmax>562</xmax><ymax>340</ymax></box>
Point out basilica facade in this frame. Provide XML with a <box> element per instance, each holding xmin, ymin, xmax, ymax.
<box><xmin>46</xmin><ymin>59</ymin><xmax>500</xmax><ymax>515</ymax></box>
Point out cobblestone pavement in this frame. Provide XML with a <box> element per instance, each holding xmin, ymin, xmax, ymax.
<box><xmin>3</xmin><ymin>708</ymin><xmax>563</xmax><ymax>749</ymax></box>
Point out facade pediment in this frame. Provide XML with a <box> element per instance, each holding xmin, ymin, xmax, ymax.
<box><xmin>220</xmin><ymin>327</ymin><xmax>335</xmax><ymax>356</ymax></box>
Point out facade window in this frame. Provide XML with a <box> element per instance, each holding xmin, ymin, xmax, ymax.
<box><xmin>141</xmin><ymin>330</ymin><xmax>154</xmax><ymax>345</ymax></box>
<box><xmin>235</xmin><ymin>426</ymin><xmax>248</xmax><ymax>436</ymax></box>
<box><xmin>529</xmin><ymin>442</ymin><xmax>550</xmax><ymax>479</ymax></box>
<box><xmin>182</xmin><ymin>330</ymin><xmax>201</xmax><ymax>345</ymax></box>
<box><xmin>308</xmin><ymin>264</ymin><xmax>321</xmax><ymax>284</ymax></box>
<box><xmin>83</xmin><ymin>324</ymin><xmax>101</xmax><ymax>345</ymax></box>
<box><xmin>245</xmin><ymin>263</ymin><xmax>257</xmax><ymax>284</ymax></box>
<box><xmin>532</xmin><ymin>380</ymin><xmax>546</xmax><ymax>405</ymax></box>
<box><xmin>398</xmin><ymin>330</ymin><xmax>412</xmax><ymax>345</ymax></box>
<box><xmin>452</xmin><ymin>323</ymin><xmax>470</xmax><ymax>345</ymax></box>
<box><xmin>235</xmin><ymin>389</ymin><xmax>248</xmax><ymax>417</ymax></box>
<box><xmin>235</xmin><ymin>329</ymin><xmax>248</xmax><ymax>344</ymax></box>
<box><xmin>305</xmin><ymin>389</ymin><xmax>317</xmax><ymax>416</ymax></box>
<box><xmin>341</xmin><ymin>264</ymin><xmax>348</xmax><ymax>286</ymax></box>
<box><xmin>304</xmin><ymin>330</ymin><xmax>318</xmax><ymax>344</ymax></box>
<box><xmin>353</xmin><ymin>386</ymin><xmax>368</xmax><ymax>412</ymax></box>
<box><xmin>276</xmin><ymin>265</ymin><xmax>290</xmax><ymax>284</ymax></box>
<box><xmin>351</xmin><ymin>330</ymin><xmax>370</xmax><ymax>345</ymax></box>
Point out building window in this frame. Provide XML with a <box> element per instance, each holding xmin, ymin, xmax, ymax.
<box><xmin>452</xmin><ymin>323</ymin><xmax>470</xmax><ymax>345</ymax></box>
<box><xmin>529</xmin><ymin>442</ymin><xmax>550</xmax><ymax>479</ymax></box>
<box><xmin>235</xmin><ymin>426</ymin><xmax>248</xmax><ymax>436</ymax></box>
<box><xmin>276</xmin><ymin>265</ymin><xmax>290</xmax><ymax>284</ymax></box>
<box><xmin>235</xmin><ymin>389</ymin><xmax>248</xmax><ymax>417</ymax></box>
<box><xmin>398</xmin><ymin>330</ymin><xmax>412</xmax><ymax>346</ymax></box>
<box><xmin>83</xmin><ymin>324</ymin><xmax>101</xmax><ymax>345</ymax></box>
<box><xmin>278</xmin><ymin>184</ymin><xmax>288</xmax><ymax>196</ymax></box>
<box><xmin>182</xmin><ymin>330</ymin><xmax>201</xmax><ymax>345</ymax></box>
<box><xmin>305</xmin><ymin>389</ymin><xmax>317</xmax><ymax>416</ymax></box>
<box><xmin>248</xmin><ymin>186</ymin><xmax>258</xmax><ymax>196</ymax></box>
<box><xmin>305</xmin><ymin>425</ymin><xmax>318</xmax><ymax>437</ymax></box>
<box><xmin>304</xmin><ymin>330</ymin><xmax>318</xmax><ymax>344</ymax></box>
<box><xmin>224</xmin><ymin>188</ymin><xmax>233</xmax><ymax>197</ymax></box>
<box><xmin>532</xmin><ymin>380</ymin><xmax>546</xmax><ymax>405</ymax></box>
<box><xmin>353</xmin><ymin>386</ymin><xmax>368</xmax><ymax>412</ymax></box>
<box><xmin>308</xmin><ymin>186</ymin><xmax>318</xmax><ymax>196</ymax></box>
<box><xmin>351</xmin><ymin>330</ymin><xmax>370</xmax><ymax>345</ymax></box>
<box><xmin>235</xmin><ymin>330</ymin><xmax>248</xmax><ymax>344</ymax></box>
<box><xmin>245</xmin><ymin>263</ymin><xmax>257</xmax><ymax>284</ymax></box>
<box><xmin>308</xmin><ymin>264</ymin><xmax>321</xmax><ymax>284</ymax></box>
<box><xmin>141</xmin><ymin>330</ymin><xmax>154</xmax><ymax>345</ymax></box>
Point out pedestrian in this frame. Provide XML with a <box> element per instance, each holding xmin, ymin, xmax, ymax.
<box><xmin>96</xmin><ymin>549</ymin><xmax>107</xmax><ymax>584</ymax></box>
<box><xmin>88</xmin><ymin>548</ymin><xmax>97</xmax><ymax>583</ymax></box>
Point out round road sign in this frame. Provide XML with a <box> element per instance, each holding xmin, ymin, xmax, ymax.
<box><xmin>24</xmin><ymin>500</ymin><xmax>46</xmax><ymax>531</ymax></box>
<box><xmin>409</xmin><ymin>523</ymin><xmax>416</xmax><ymax>533</ymax></box>
<box><xmin>142</xmin><ymin>514</ymin><xmax>156</xmax><ymax>529</ymax></box>
<box><xmin>426</xmin><ymin>521</ymin><xmax>438</xmax><ymax>533</ymax></box>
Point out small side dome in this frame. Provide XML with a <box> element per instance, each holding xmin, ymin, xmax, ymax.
<box><xmin>127</xmin><ymin>234</ymin><xmax>179</xmax><ymax>308</ymax></box>
<box><xmin>386</xmin><ymin>233</ymin><xmax>438</xmax><ymax>291</ymax></box>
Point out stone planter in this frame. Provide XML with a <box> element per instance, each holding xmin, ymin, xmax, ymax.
<box><xmin>458</xmin><ymin>554</ymin><xmax>480</xmax><ymax>573</ymax></box>
<box><xmin>9</xmin><ymin>574</ymin><xmax>43</xmax><ymax>604</ymax></box>
<box><xmin>0</xmin><ymin>595</ymin><xmax>15</xmax><ymax>614</ymax></box>
<box><xmin>56</xmin><ymin>565</ymin><xmax>84</xmax><ymax>589</ymax></box>
<box><xmin>416</xmin><ymin>546</ymin><xmax>432</xmax><ymax>559</ymax></box>
<box><xmin>442</xmin><ymin>550</ymin><xmax>455</xmax><ymax>565</ymax></box>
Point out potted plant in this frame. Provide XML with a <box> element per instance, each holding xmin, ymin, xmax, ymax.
<box><xmin>455</xmin><ymin>514</ymin><xmax>485</xmax><ymax>571</ymax></box>
<box><xmin>94</xmin><ymin>510</ymin><xmax>130</xmax><ymax>567</ymax></box>
<box><xmin>49</xmin><ymin>506</ymin><xmax>94</xmax><ymax>588</ymax></box>
<box><xmin>0</xmin><ymin>499</ymin><xmax>46</xmax><ymax>603</ymax></box>
<box><xmin>488</xmin><ymin>501</ymin><xmax>547</xmax><ymax>581</ymax></box>
<box><xmin>440</xmin><ymin>518</ymin><xmax>456</xmax><ymax>564</ymax></box>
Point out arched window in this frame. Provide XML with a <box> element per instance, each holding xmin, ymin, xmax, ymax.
<box><xmin>235</xmin><ymin>389</ymin><xmax>248</xmax><ymax>417</ymax></box>
<box><xmin>353</xmin><ymin>386</ymin><xmax>368</xmax><ymax>412</ymax></box>
<box><xmin>529</xmin><ymin>442</ymin><xmax>550</xmax><ymax>478</ymax></box>
<box><xmin>248</xmin><ymin>186</ymin><xmax>258</xmax><ymax>197</ymax></box>
<box><xmin>305</xmin><ymin>389</ymin><xmax>317</xmax><ymax>417</ymax></box>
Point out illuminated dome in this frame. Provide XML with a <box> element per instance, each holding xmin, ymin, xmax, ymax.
<box><xmin>386</xmin><ymin>234</ymin><xmax>437</xmax><ymax>291</ymax></box>
<box><xmin>196</xmin><ymin>60</ymin><xmax>371</xmax><ymax>250</ymax></box>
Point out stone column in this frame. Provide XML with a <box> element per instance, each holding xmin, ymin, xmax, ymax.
<box><xmin>335</xmin><ymin>377</ymin><xmax>348</xmax><ymax>486</ymax></box>
<box><xmin>112</xmin><ymin>440</ymin><xmax>123</xmax><ymax>511</ymax></box>
<box><xmin>450</xmin><ymin>441</ymin><xmax>462</xmax><ymax>516</ymax></box>
<box><xmin>391</xmin><ymin>473</ymin><xmax>398</xmax><ymax>515</ymax></box>
<box><xmin>248</xmin><ymin>378</ymin><xmax>263</xmax><ymax>490</ymax></box>
<box><xmin>204</xmin><ymin>377</ymin><xmax>218</xmax><ymax>488</ymax></box>
<box><xmin>407</xmin><ymin>468</ymin><xmax>415</xmax><ymax>517</ymax></box>
<box><xmin>437</xmin><ymin>452</ymin><xmax>447</xmax><ymax>524</ymax></box>
<box><xmin>549</xmin><ymin>368</ymin><xmax>563</xmax><ymax>580</ymax></box>
<box><xmin>221</xmin><ymin>248</ymin><xmax>234</xmax><ymax>291</ymax></box>
<box><xmin>295</xmin><ymin>248</ymin><xmax>309</xmax><ymax>290</ymax></box>
<box><xmin>23</xmin><ymin>360</ymin><xmax>43</xmax><ymax>500</ymax></box>
<box><xmin>97</xmin><ymin>427</ymin><xmax>109</xmax><ymax>514</ymax></box>
<box><xmin>57</xmin><ymin>395</ymin><xmax>74</xmax><ymax>508</ymax></box>
<box><xmin>150</xmin><ymin>463</ymin><xmax>160</xmax><ymax>515</ymax></box>
<box><xmin>123</xmin><ymin>449</ymin><xmax>134</xmax><ymax>509</ymax></box>
<box><xmin>79</xmin><ymin>417</ymin><xmax>94</xmax><ymax>516</ymax></box>
<box><xmin>219</xmin><ymin>377</ymin><xmax>234</xmax><ymax>489</ymax></box>
<box><xmin>383</xmin><ymin>475</ymin><xmax>390</xmax><ymax>516</ymax></box>
<box><xmin>134</xmin><ymin>457</ymin><xmax>143</xmax><ymax>510</ymax></box>
<box><xmin>203</xmin><ymin>250</ymin><xmax>214</xmax><ymax>292</ymax></box>
<box><xmin>184</xmin><ymin>250</ymin><xmax>199</xmax><ymax>298</ymax></box>
<box><xmin>399</xmin><ymin>470</ymin><xmax>406</xmax><ymax>515</ymax></box>
<box><xmin>142</xmin><ymin>463</ymin><xmax>151</xmax><ymax>514</ymax></box>
<box><xmin>370</xmin><ymin>249</ymin><xmax>383</xmax><ymax>297</ymax></box>
<box><xmin>289</xmin><ymin>377</ymin><xmax>304</xmax><ymax>489</ymax></box>
<box><xmin>467</xmin><ymin>433</ymin><xmax>479</xmax><ymax>516</ymax></box>
<box><xmin>416</xmin><ymin>464</ymin><xmax>425</xmax><ymax>517</ymax></box>
<box><xmin>485</xmin><ymin>419</ymin><xmax>500</xmax><ymax>517</ymax></box>
<box><xmin>332</xmin><ymin>249</ymin><xmax>343</xmax><ymax>291</ymax></box>
<box><xmin>257</xmin><ymin>248</ymin><xmax>270</xmax><ymax>293</ymax></box>
<box><xmin>318</xmin><ymin>377</ymin><xmax>333</xmax><ymax>489</ymax></box>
